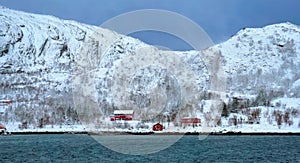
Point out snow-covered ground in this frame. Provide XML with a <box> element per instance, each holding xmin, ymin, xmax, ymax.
<box><xmin>4</xmin><ymin>101</ymin><xmax>299</xmax><ymax>133</ymax></box>
<box><xmin>4</xmin><ymin>121</ymin><xmax>298</xmax><ymax>134</ymax></box>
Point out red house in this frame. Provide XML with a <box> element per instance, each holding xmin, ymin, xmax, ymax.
<box><xmin>181</xmin><ymin>117</ymin><xmax>201</xmax><ymax>126</ymax></box>
<box><xmin>110</xmin><ymin>110</ymin><xmax>134</xmax><ymax>121</ymax></box>
<box><xmin>0</xmin><ymin>124</ymin><xmax>7</xmax><ymax>135</ymax></box>
<box><xmin>152</xmin><ymin>123</ymin><xmax>163</xmax><ymax>131</ymax></box>
<box><xmin>0</xmin><ymin>124</ymin><xmax>5</xmax><ymax>130</ymax></box>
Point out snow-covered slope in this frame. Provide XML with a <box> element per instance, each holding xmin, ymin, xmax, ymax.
<box><xmin>214</xmin><ymin>23</ymin><xmax>300</xmax><ymax>132</ymax></box>
<box><xmin>0</xmin><ymin>6</ymin><xmax>122</xmax><ymax>126</ymax></box>
<box><xmin>219</xmin><ymin>22</ymin><xmax>300</xmax><ymax>96</ymax></box>
<box><xmin>0</xmin><ymin>6</ymin><xmax>210</xmax><ymax>127</ymax></box>
<box><xmin>0</xmin><ymin>6</ymin><xmax>299</xmax><ymax>132</ymax></box>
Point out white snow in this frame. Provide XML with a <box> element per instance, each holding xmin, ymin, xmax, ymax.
<box><xmin>271</xmin><ymin>98</ymin><xmax>300</xmax><ymax>109</ymax></box>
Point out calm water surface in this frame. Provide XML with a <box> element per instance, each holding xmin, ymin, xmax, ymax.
<box><xmin>0</xmin><ymin>134</ymin><xmax>299</xmax><ymax>162</ymax></box>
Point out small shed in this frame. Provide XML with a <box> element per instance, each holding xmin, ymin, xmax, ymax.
<box><xmin>152</xmin><ymin>123</ymin><xmax>163</xmax><ymax>131</ymax></box>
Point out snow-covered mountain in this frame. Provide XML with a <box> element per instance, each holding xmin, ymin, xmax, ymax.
<box><xmin>0</xmin><ymin>6</ymin><xmax>299</xmax><ymax>132</ymax></box>
<box><xmin>220</xmin><ymin>22</ymin><xmax>300</xmax><ymax>97</ymax></box>
<box><xmin>0</xmin><ymin>6</ymin><xmax>121</xmax><ymax>126</ymax></box>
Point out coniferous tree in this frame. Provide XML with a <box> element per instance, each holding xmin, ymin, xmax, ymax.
<box><xmin>221</xmin><ymin>102</ymin><xmax>229</xmax><ymax>117</ymax></box>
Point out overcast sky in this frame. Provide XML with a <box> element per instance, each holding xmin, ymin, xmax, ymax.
<box><xmin>1</xmin><ymin>0</ymin><xmax>299</xmax><ymax>50</ymax></box>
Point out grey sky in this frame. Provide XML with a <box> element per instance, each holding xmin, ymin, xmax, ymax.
<box><xmin>1</xmin><ymin>0</ymin><xmax>299</xmax><ymax>50</ymax></box>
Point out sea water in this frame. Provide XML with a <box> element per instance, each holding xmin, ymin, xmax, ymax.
<box><xmin>0</xmin><ymin>134</ymin><xmax>299</xmax><ymax>162</ymax></box>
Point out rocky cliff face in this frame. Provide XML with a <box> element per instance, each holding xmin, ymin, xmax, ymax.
<box><xmin>0</xmin><ymin>6</ymin><xmax>299</xmax><ymax>127</ymax></box>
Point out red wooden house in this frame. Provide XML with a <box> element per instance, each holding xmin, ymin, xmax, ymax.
<box><xmin>110</xmin><ymin>110</ymin><xmax>134</xmax><ymax>121</ymax></box>
<box><xmin>181</xmin><ymin>117</ymin><xmax>201</xmax><ymax>126</ymax></box>
<box><xmin>0</xmin><ymin>124</ymin><xmax>5</xmax><ymax>130</ymax></box>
